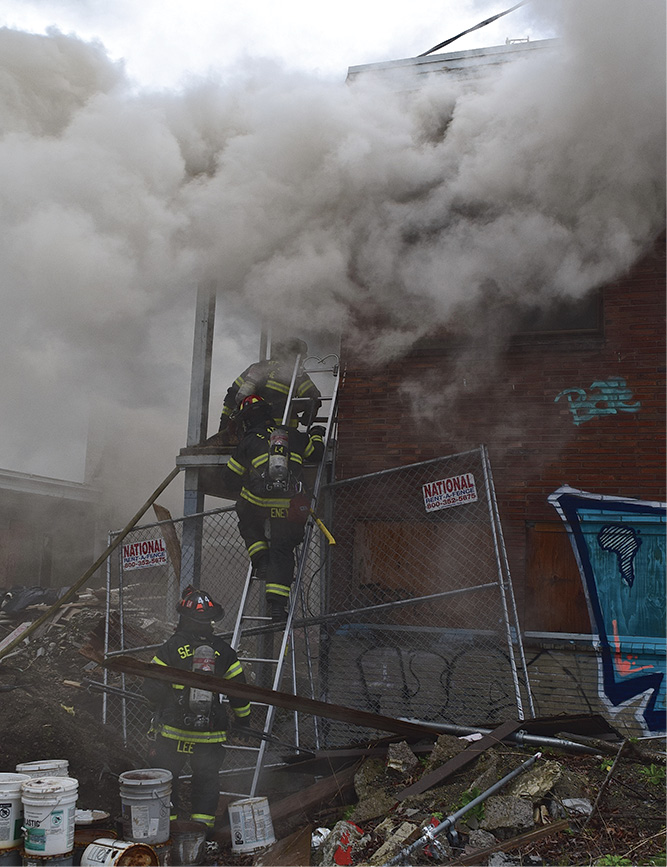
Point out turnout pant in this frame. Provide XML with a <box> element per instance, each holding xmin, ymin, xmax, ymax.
<box><xmin>236</xmin><ymin>499</ymin><xmax>305</xmax><ymax>601</ymax></box>
<box><xmin>148</xmin><ymin>735</ymin><xmax>225</xmax><ymax>830</ymax></box>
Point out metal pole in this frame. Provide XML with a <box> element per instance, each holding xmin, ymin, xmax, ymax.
<box><xmin>182</xmin><ymin>281</ymin><xmax>216</xmax><ymax>591</ymax></box>
<box><xmin>384</xmin><ymin>752</ymin><xmax>542</xmax><ymax>866</ymax></box>
<box><xmin>483</xmin><ymin>445</ymin><xmax>536</xmax><ymax>716</ymax></box>
<box><xmin>480</xmin><ymin>445</ymin><xmax>525</xmax><ymax>720</ymax></box>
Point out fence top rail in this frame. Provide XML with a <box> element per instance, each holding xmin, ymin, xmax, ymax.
<box><xmin>110</xmin><ymin>505</ymin><xmax>237</xmax><ymax>536</ymax></box>
<box><xmin>324</xmin><ymin>446</ymin><xmax>484</xmax><ymax>489</ymax></box>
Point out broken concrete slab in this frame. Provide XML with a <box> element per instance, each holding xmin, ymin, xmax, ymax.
<box><xmin>480</xmin><ymin>795</ymin><xmax>534</xmax><ymax>839</ymax></box>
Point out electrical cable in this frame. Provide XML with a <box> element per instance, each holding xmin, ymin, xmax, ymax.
<box><xmin>418</xmin><ymin>0</ymin><xmax>531</xmax><ymax>57</ymax></box>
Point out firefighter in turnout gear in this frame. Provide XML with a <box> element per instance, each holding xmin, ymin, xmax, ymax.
<box><xmin>142</xmin><ymin>586</ymin><xmax>251</xmax><ymax>833</ymax></box>
<box><xmin>218</xmin><ymin>338</ymin><xmax>322</xmax><ymax>440</ymax></box>
<box><xmin>222</xmin><ymin>394</ymin><xmax>325</xmax><ymax>620</ymax></box>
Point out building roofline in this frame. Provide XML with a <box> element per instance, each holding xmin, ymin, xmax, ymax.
<box><xmin>347</xmin><ymin>38</ymin><xmax>558</xmax><ymax>81</ymax></box>
<box><xmin>0</xmin><ymin>467</ymin><xmax>100</xmax><ymax>502</ymax></box>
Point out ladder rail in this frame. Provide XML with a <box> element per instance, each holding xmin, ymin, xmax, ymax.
<box><xmin>229</xmin><ymin>354</ymin><xmax>340</xmax><ymax>796</ymax></box>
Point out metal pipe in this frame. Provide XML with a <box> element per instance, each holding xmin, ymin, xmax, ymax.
<box><xmin>398</xmin><ymin>717</ymin><xmax>605</xmax><ymax>755</ymax></box>
<box><xmin>383</xmin><ymin>752</ymin><xmax>542</xmax><ymax>866</ymax></box>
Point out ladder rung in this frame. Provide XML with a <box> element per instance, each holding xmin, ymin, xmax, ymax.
<box><xmin>242</xmin><ymin>614</ymin><xmax>272</xmax><ymax>620</ymax></box>
<box><xmin>243</xmin><ymin>656</ymin><xmax>280</xmax><ymax>664</ymax></box>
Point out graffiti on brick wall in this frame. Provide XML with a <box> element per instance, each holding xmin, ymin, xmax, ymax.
<box><xmin>549</xmin><ymin>486</ymin><xmax>666</xmax><ymax>734</ymax></box>
<box><xmin>554</xmin><ymin>377</ymin><xmax>640</xmax><ymax>425</ymax></box>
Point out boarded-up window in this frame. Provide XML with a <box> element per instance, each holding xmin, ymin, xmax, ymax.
<box><xmin>525</xmin><ymin>522</ymin><xmax>592</xmax><ymax>633</ymax></box>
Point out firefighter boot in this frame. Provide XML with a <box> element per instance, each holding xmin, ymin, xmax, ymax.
<box><xmin>269</xmin><ymin>599</ymin><xmax>287</xmax><ymax>622</ymax></box>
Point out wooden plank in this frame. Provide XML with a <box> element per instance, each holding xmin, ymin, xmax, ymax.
<box><xmin>98</xmin><ymin>653</ymin><xmax>445</xmax><ymax>741</ymax></box>
<box><xmin>449</xmin><ymin>818</ymin><xmax>570</xmax><ymax>865</ymax></box>
<box><xmin>0</xmin><ymin>621</ymin><xmax>32</xmax><ymax>653</ymax></box>
<box><xmin>253</xmin><ymin>824</ymin><xmax>312</xmax><ymax>866</ymax></box>
<box><xmin>396</xmin><ymin>719</ymin><xmax>523</xmax><ymax>800</ymax></box>
<box><xmin>153</xmin><ymin>504</ymin><xmax>181</xmax><ymax>580</ymax></box>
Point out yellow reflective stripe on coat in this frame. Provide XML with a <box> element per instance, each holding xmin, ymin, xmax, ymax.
<box><xmin>234</xmin><ymin>704</ymin><xmax>251</xmax><ymax>718</ymax></box>
<box><xmin>224</xmin><ymin>661</ymin><xmax>244</xmax><ymax>679</ymax></box>
<box><xmin>265</xmin><ymin>380</ymin><xmax>290</xmax><ymax>395</ymax></box>
<box><xmin>240</xmin><ymin>489</ymin><xmax>291</xmax><ymax>509</ymax></box>
<box><xmin>158</xmin><ymin>725</ymin><xmax>227</xmax><ymax>743</ymax></box>
<box><xmin>227</xmin><ymin>457</ymin><xmax>245</xmax><ymax>476</ymax></box>
<box><xmin>266</xmin><ymin>582</ymin><xmax>290</xmax><ymax>598</ymax></box>
<box><xmin>251</xmin><ymin>454</ymin><xmax>268</xmax><ymax>469</ymax></box>
<box><xmin>150</xmin><ymin>657</ymin><xmax>186</xmax><ymax>691</ymax></box>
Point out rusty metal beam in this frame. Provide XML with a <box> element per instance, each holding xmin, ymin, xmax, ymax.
<box><xmin>99</xmin><ymin>653</ymin><xmax>444</xmax><ymax>741</ymax></box>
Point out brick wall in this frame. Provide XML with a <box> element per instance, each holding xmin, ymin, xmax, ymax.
<box><xmin>335</xmin><ymin>232</ymin><xmax>666</xmax><ymax>633</ymax></box>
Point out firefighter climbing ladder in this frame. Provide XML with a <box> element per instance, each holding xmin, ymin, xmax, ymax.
<box><xmin>228</xmin><ymin>352</ymin><xmax>341</xmax><ymax>796</ymax></box>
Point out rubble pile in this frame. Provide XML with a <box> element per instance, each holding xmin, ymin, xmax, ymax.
<box><xmin>0</xmin><ymin>587</ymin><xmax>664</xmax><ymax>866</ymax></box>
<box><xmin>0</xmin><ymin>585</ymin><xmax>148</xmax><ymax>811</ymax></box>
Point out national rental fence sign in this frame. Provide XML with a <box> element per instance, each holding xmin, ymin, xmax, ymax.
<box><xmin>122</xmin><ymin>538</ymin><xmax>168</xmax><ymax>571</ymax></box>
<box><xmin>422</xmin><ymin>473</ymin><xmax>478</xmax><ymax>512</ymax></box>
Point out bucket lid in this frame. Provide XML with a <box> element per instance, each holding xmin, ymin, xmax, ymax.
<box><xmin>21</xmin><ymin>776</ymin><xmax>78</xmax><ymax>794</ymax></box>
<box><xmin>119</xmin><ymin>768</ymin><xmax>172</xmax><ymax>786</ymax></box>
<box><xmin>0</xmin><ymin>772</ymin><xmax>31</xmax><ymax>785</ymax></box>
<box><xmin>16</xmin><ymin>760</ymin><xmax>68</xmax><ymax>771</ymax></box>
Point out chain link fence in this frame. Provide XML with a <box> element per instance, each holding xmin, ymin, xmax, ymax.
<box><xmin>316</xmin><ymin>446</ymin><xmax>533</xmax><ymax>745</ymax></box>
<box><xmin>102</xmin><ymin>447</ymin><xmax>532</xmax><ymax>787</ymax></box>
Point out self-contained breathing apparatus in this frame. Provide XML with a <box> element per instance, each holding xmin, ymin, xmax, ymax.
<box><xmin>185</xmin><ymin>644</ymin><xmax>216</xmax><ymax>730</ymax></box>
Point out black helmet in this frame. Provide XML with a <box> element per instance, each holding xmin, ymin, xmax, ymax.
<box><xmin>238</xmin><ymin>394</ymin><xmax>273</xmax><ymax>431</ymax></box>
<box><xmin>272</xmin><ymin>338</ymin><xmax>308</xmax><ymax>360</ymax></box>
<box><xmin>177</xmin><ymin>585</ymin><xmax>224</xmax><ymax>623</ymax></box>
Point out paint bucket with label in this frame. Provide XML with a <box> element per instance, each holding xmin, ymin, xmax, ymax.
<box><xmin>72</xmin><ymin>829</ymin><xmax>116</xmax><ymax>866</ymax></box>
<box><xmin>0</xmin><ymin>774</ymin><xmax>31</xmax><ymax>850</ymax></box>
<box><xmin>118</xmin><ymin>771</ymin><xmax>171</xmax><ymax>845</ymax></box>
<box><xmin>228</xmin><ymin>797</ymin><xmax>275</xmax><ymax>854</ymax></box>
<box><xmin>14</xmin><ymin>766</ymin><xmax>68</xmax><ymax>783</ymax></box>
<box><xmin>79</xmin><ymin>838</ymin><xmax>159</xmax><ymax>866</ymax></box>
<box><xmin>21</xmin><ymin>778</ymin><xmax>78</xmax><ymax>858</ymax></box>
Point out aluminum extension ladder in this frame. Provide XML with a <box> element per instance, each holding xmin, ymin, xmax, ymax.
<box><xmin>228</xmin><ymin>352</ymin><xmax>341</xmax><ymax>796</ymax></box>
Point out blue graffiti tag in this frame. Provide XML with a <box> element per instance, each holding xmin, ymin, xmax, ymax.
<box><xmin>549</xmin><ymin>486</ymin><xmax>666</xmax><ymax>735</ymax></box>
<box><xmin>554</xmin><ymin>377</ymin><xmax>641</xmax><ymax>425</ymax></box>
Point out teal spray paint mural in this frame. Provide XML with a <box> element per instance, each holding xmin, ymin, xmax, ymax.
<box><xmin>549</xmin><ymin>486</ymin><xmax>666</xmax><ymax>734</ymax></box>
<box><xmin>554</xmin><ymin>377</ymin><xmax>641</xmax><ymax>425</ymax></box>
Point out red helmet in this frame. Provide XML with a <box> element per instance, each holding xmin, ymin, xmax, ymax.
<box><xmin>238</xmin><ymin>394</ymin><xmax>273</xmax><ymax>430</ymax></box>
<box><xmin>177</xmin><ymin>585</ymin><xmax>224</xmax><ymax>623</ymax></box>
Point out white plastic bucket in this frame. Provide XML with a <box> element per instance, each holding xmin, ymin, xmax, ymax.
<box><xmin>228</xmin><ymin>797</ymin><xmax>275</xmax><ymax>854</ymax></box>
<box><xmin>79</xmin><ymin>838</ymin><xmax>158</xmax><ymax>866</ymax></box>
<box><xmin>15</xmin><ymin>764</ymin><xmax>68</xmax><ymax>781</ymax></box>
<box><xmin>118</xmin><ymin>770</ymin><xmax>171</xmax><ymax>845</ymax></box>
<box><xmin>0</xmin><ymin>774</ymin><xmax>31</xmax><ymax>850</ymax></box>
<box><xmin>21</xmin><ymin>777</ymin><xmax>78</xmax><ymax>857</ymax></box>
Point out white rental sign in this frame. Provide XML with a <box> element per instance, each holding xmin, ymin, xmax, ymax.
<box><xmin>422</xmin><ymin>473</ymin><xmax>478</xmax><ymax>512</ymax></box>
<box><xmin>122</xmin><ymin>538</ymin><xmax>168</xmax><ymax>570</ymax></box>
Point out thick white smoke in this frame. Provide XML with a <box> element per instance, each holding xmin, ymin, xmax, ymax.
<box><xmin>0</xmin><ymin>0</ymin><xmax>663</xmax><ymax>515</ymax></box>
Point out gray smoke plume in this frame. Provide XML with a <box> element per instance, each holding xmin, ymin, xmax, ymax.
<box><xmin>0</xmin><ymin>0</ymin><xmax>663</xmax><ymax>515</ymax></box>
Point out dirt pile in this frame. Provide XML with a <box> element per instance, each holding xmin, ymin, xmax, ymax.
<box><xmin>0</xmin><ymin>598</ymin><xmax>146</xmax><ymax>813</ymax></box>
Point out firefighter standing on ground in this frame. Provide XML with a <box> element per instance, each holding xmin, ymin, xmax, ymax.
<box><xmin>221</xmin><ymin>394</ymin><xmax>325</xmax><ymax>620</ymax></box>
<box><xmin>217</xmin><ymin>338</ymin><xmax>322</xmax><ymax>440</ymax></box>
<box><xmin>142</xmin><ymin>586</ymin><xmax>251</xmax><ymax>834</ymax></box>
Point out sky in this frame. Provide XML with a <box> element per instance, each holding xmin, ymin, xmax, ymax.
<box><xmin>0</xmin><ymin>0</ymin><xmax>664</xmax><ymax>521</ymax></box>
<box><xmin>0</xmin><ymin>0</ymin><xmax>552</xmax><ymax>90</ymax></box>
